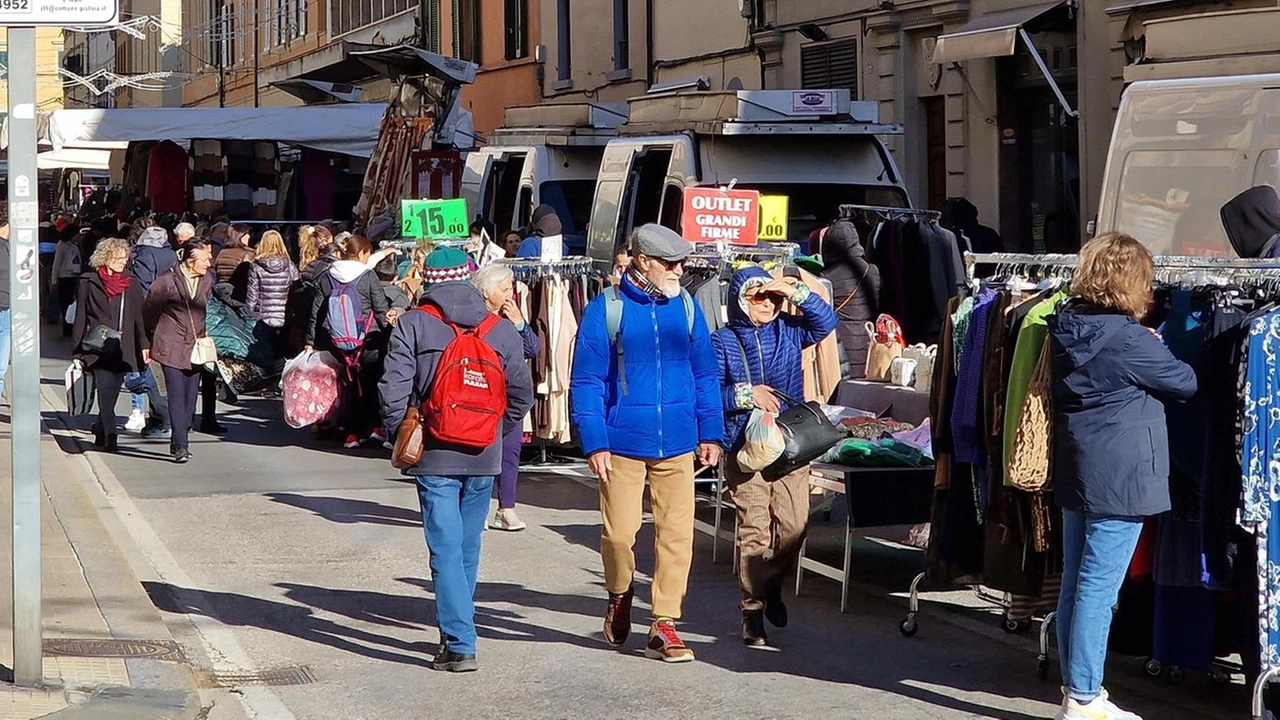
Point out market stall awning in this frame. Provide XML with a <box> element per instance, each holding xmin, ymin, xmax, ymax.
<box><xmin>348</xmin><ymin>45</ymin><xmax>477</xmax><ymax>85</ymax></box>
<box><xmin>271</xmin><ymin>79</ymin><xmax>364</xmax><ymax>104</ymax></box>
<box><xmin>256</xmin><ymin>41</ymin><xmax>386</xmax><ymax>89</ymax></box>
<box><xmin>932</xmin><ymin>2</ymin><xmax>1064</xmax><ymax>63</ymax></box>
<box><xmin>2</xmin><ymin>104</ymin><xmax>387</xmax><ymax>157</ymax></box>
<box><xmin>1106</xmin><ymin>0</ymin><xmax>1191</xmax><ymax>13</ymax></box>
<box><xmin>37</xmin><ymin>147</ymin><xmax>119</xmax><ymax>171</ymax></box>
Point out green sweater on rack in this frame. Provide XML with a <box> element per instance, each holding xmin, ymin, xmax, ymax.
<box><xmin>1002</xmin><ymin>287</ymin><xmax>1070</xmax><ymax>484</ymax></box>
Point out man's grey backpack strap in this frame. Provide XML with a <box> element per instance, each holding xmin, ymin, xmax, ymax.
<box><xmin>603</xmin><ymin>285</ymin><xmax>696</xmax><ymax>396</ymax></box>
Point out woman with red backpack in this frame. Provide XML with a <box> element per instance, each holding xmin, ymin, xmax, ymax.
<box><xmin>303</xmin><ymin>234</ymin><xmax>389</xmax><ymax>449</ymax></box>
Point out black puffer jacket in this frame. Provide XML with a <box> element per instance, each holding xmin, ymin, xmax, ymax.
<box><xmin>821</xmin><ymin>220</ymin><xmax>881</xmax><ymax>378</ymax></box>
<box><xmin>246</xmin><ymin>254</ymin><xmax>298</xmax><ymax>328</ymax></box>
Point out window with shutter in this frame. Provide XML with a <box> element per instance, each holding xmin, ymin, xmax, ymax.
<box><xmin>801</xmin><ymin>39</ymin><xmax>858</xmax><ymax>95</ymax></box>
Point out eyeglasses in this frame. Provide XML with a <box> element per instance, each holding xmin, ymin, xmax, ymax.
<box><xmin>643</xmin><ymin>255</ymin><xmax>685</xmax><ymax>271</ymax></box>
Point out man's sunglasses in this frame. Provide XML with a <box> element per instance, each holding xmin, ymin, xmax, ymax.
<box><xmin>642</xmin><ymin>254</ymin><xmax>685</xmax><ymax>270</ymax></box>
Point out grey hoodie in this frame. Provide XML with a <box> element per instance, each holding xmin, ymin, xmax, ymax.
<box><xmin>378</xmin><ymin>281</ymin><xmax>534</xmax><ymax>476</ymax></box>
<box><xmin>130</xmin><ymin>226</ymin><xmax>178</xmax><ymax>294</ymax></box>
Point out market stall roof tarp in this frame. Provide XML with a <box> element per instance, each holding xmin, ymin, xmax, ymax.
<box><xmin>2</xmin><ymin>104</ymin><xmax>387</xmax><ymax>157</ymax></box>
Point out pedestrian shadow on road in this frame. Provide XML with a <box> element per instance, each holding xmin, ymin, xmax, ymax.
<box><xmin>265</xmin><ymin>492</ymin><xmax>421</xmax><ymax>528</ymax></box>
<box><xmin>142</xmin><ymin>580</ymin><xmax>438</xmax><ymax>668</ymax></box>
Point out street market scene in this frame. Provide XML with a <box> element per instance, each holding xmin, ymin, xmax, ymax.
<box><xmin>0</xmin><ymin>0</ymin><xmax>1277</xmax><ymax>719</ymax></box>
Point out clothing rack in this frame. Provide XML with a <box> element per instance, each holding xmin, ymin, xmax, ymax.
<box><xmin>839</xmin><ymin>203</ymin><xmax>941</xmax><ymax>221</ymax></box>
<box><xmin>496</xmin><ymin>256</ymin><xmax>596</xmax><ymax>280</ymax></box>
<box><xmin>967</xmin><ymin>251</ymin><xmax>1280</xmax><ymax>284</ymax></box>
<box><xmin>689</xmin><ymin>242</ymin><xmax>799</xmax><ymax>265</ymax></box>
<box><xmin>378</xmin><ymin>238</ymin><xmax>471</xmax><ymax>251</ymax></box>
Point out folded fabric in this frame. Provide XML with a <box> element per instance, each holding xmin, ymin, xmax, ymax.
<box><xmin>839</xmin><ymin>416</ymin><xmax>914</xmax><ymax>440</ymax></box>
<box><xmin>832</xmin><ymin>438</ymin><xmax>933</xmax><ymax>468</ymax></box>
<box><xmin>889</xmin><ymin>419</ymin><xmax>933</xmax><ymax>459</ymax></box>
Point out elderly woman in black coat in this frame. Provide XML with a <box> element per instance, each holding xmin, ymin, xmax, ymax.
<box><xmin>73</xmin><ymin>237</ymin><xmax>150</xmax><ymax>452</ymax></box>
<box><xmin>820</xmin><ymin>220</ymin><xmax>881</xmax><ymax>378</ymax></box>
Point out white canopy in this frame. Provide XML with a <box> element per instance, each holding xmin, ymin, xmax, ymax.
<box><xmin>4</xmin><ymin>104</ymin><xmax>387</xmax><ymax>158</ymax></box>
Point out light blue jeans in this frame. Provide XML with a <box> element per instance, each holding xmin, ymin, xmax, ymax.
<box><xmin>1057</xmin><ymin>510</ymin><xmax>1144</xmax><ymax>702</ymax></box>
<box><xmin>0</xmin><ymin>308</ymin><xmax>11</xmax><ymax>402</ymax></box>
<box><xmin>417</xmin><ymin>474</ymin><xmax>494</xmax><ymax>655</ymax></box>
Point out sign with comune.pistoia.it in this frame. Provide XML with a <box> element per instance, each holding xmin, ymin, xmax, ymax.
<box><xmin>681</xmin><ymin>188</ymin><xmax>760</xmax><ymax>246</ymax></box>
<box><xmin>0</xmin><ymin>0</ymin><xmax>117</xmax><ymax>25</ymax></box>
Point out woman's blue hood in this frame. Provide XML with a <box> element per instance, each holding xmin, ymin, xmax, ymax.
<box><xmin>727</xmin><ymin>266</ymin><xmax>773</xmax><ymax>328</ymax></box>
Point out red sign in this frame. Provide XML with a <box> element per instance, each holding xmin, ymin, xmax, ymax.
<box><xmin>681</xmin><ymin>188</ymin><xmax>760</xmax><ymax>245</ymax></box>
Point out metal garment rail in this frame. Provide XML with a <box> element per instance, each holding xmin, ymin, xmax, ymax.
<box><xmin>838</xmin><ymin>203</ymin><xmax>941</xmax><ymax>220</ymax></box>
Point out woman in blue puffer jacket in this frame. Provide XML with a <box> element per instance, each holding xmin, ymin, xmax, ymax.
<box><xmin>710</xmin><ymin>265</ymin><xmax>836</xmax><ymax>648</ymax></box>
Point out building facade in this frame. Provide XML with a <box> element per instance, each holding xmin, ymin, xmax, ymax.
<box><xmin>196</xmin><ymin>0</ymin><xmax>541</xmax><ymax>138</ymax></box>
<box><xmin>537</xmin><ymin>0</ymin><xmax>1280</xmax><ymax>253</ymax></box>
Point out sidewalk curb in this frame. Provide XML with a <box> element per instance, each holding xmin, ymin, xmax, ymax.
<box><xmin>35</xmin><ymin>383</ymin><xmax>205</xmax><ymax>720</ymax></box>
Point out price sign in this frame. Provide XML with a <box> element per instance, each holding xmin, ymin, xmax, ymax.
<box><xmin>758</xmin><ymin>195</ymin><xmax>789</xmax><ymax>241</ymax></box>
<box><xmin>401</xmin><ymin>198</ymin><xmax>469</xmax><ymax>239</ymax></box>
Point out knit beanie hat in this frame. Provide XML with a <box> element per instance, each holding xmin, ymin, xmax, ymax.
<box><xmin>422</xmin><ymin>247</ymin><xmax>473</xmax><ymax>285</ymax></box>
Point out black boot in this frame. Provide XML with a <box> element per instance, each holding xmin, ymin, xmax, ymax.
<box><xmin>742</xmin><ymin>608</ymin><xmax>768</xmax><ymax>647</ymax></box>
<box><xmin>104</xmin><ymin>434</ymin><xmax>118</xmax><ymax>453</ymax></box>
<box><xmin>765</xmin><ymin>586</ymin><xmax>789</xmax><ymax>629</ymax></box>
<box><xmin>198</xmin><ymin>419</ymin><xmax>228</xmax><ymax>436</ymax></box>
<box><xmin>432</xmin><ymin>649</ymin><xmax>478</xmax><ymax>672</ymax></box>
<box><xmin>92</xmin><ymin>425</ymin><xmax>105</xmax><ymax>447</ymax></box>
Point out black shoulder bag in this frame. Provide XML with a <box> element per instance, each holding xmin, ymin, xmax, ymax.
<box><xmin>734</xmin><ymin>334</ymin><xmax>842</xmax><ymax>475</ymax></box>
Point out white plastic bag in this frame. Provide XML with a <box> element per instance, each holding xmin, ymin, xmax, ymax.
<box><xmin>64</xmin><ymin>359</ymin><xmax>95</xmax><ymax>416</ymax></box>
<box><xmin>281</xmin><ymin>350</ymin><xmax>343</xmax><ymax>428</ymax></box>
<box><xmin>737</xmin><ymin>409</ymin><xmax>785</xmax><ymax>473</ymax></box>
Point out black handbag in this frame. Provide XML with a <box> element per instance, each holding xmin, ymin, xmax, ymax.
<box><xmin>734</xmin><ymin>335</ymin><xmax>842</xmax><ymax>475</ymax></box>
<box><xmin>80</xmin><ymin>295</ymin><xmax>124</xmax><ymax>355</ymax></box>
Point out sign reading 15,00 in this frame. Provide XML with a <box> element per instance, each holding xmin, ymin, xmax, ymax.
<box><xmin>401</xmin><ymin>198</ymin><xmax>469</xmax><ymax>239</ymax></box>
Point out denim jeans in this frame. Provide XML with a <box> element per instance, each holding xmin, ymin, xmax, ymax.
<box><xmin>0</xmin><ymin>307</ymin><xmax>11</xmax><ymax>401</ymax></box>
<box><xmin>417</xmin><ymin>474</ymin><xmax>494</xmax><ymax>655</ymax></box>
<box><xmin>1057</xmin><ymin>510</ymin><xmax>1143</xmax><ymax>702</ymax></box>
<box><xmin>124</xmin><ymin>367</ymin><xmax>168</xmax><ymax>422</ymax></box>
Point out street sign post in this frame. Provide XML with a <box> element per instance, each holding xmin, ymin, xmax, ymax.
<box><xmin>401</xmin><ymin>198</ymin><xmax>468</xmax><ymax>239</ymax></box>
<box><xmin>7</xmin><ymin>26</ymin><xmax>42</xmax><ymax>688</ymax></box>
<box><xmin>0</xmin><ymin>1</ymin><xmax>116</xmax><ymax>25</ymax></box>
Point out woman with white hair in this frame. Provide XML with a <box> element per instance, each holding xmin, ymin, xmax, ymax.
<box><xmin>472</xmin><ymin>263</ymin><xmax>539</xmax><ymax>531</ymax></box>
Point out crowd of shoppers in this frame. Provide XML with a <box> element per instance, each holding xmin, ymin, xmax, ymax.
<box><xmin>37</xmin><ymin>193</ymin><xmax>1188</xmax><ymax>720</ymax></box>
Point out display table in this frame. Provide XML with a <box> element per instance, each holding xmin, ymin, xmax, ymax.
<box><xmin>794</xmin><ymin>379</ymin><xmax>934</xmax><ymax>612</ymax></box>
<box><xmin>795</xmin><ymin>463</ymin><xmax>934</xmax><ymax>612</ymax></box>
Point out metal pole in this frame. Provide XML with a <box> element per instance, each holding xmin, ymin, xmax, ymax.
<box><xmin>7</xmin><ymin>26</ymin><xmax>43</xmax><ymax>688</ymax></box>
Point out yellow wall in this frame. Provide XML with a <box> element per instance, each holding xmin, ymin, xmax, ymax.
<box><xmin>0</xmin><ymin>28</ymin><xmax>67</xmax><ymax>111</ymax></box>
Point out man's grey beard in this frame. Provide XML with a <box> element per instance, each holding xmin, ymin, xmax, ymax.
<box><xmin>662</xmin><ymin>283</ymin><xmax>682</xmax><ymax>299</ymax></box>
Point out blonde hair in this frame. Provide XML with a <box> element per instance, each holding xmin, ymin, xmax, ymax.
<box><xmin>256</xmin><ymin>230</ymin><xmax>290</xmax><ymax>260</ymax></box>
<box><xmin>1073</xmin><ymin>232</ymin><xmax>1154</xmax><ymax>318</ymax></box>
<box><xmin>89</xmin><ymin>238</ymin><xmax>130</xmax><ymax>269</ymax></box>
<box><xmin>298</xmin><ymin>225</ymin><xmax>335</xmax><ymax>271</ymax></box>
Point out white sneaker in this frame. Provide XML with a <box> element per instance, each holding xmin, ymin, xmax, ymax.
<box><xmin>488</xmin><ymin>508</ymin><xmax>527</xmax><ymax>532</ymax></box>
<box><xmin>125</xmin><ymin>409</ymin><xmax>147</xmax><ymax>432</ymax></box>
<box><xmin>1058</xmin><ymin>690</ymin><xmax>1142</xmax><ymax>720</ymax></box>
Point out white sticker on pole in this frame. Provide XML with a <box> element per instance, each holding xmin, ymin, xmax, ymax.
<box><xmin>11</xmin><ymin>202</ymin><xmax>37</xmax><ymax>227</ymax></box>
<box><xmin>14</xmin><ymin>175</ymin><xmax>29</xmax><ymax>198</ymax></box>
<box><xmin>0</xmin><ymin>0</ymin><xmax>118</xmax><ymax>25</ymax></box>
<box><xmin>11</xmin><ymin>103</ymin><xmax>33</xmax><ymax>120</ymax></box>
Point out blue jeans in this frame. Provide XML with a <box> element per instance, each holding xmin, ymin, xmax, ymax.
<box><xmin>1057</xmin><ymin>510</ymin><xmax>1143</xmax><ymax>702</ymax></box>
<box><xmin>0</xmin><ymin>307</ymin><xmax>11</xmax><ymax>401</ymax></box>
<box><xmin>417</xmin><ymin>474</ymin><xmax>494</xmax><ymax>655</ymax></box>
<box><xmin>124</xmin><ymin>367</ymin><xmax>169</xmax><ymax>424</ymax></box>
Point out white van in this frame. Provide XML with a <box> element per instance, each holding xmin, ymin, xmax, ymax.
<box><xmin>461</xmin><ymin>103</ymin><xmax>626</xmax><ymax>250</ymax></box>
<box><xmin>1096</xmin><ymin>73</ymin><xmax>1280</xmax><ymax>257</ymax></box>
<box><xmin>585</xmin><ymin>89</ymin><xmax>910</xmax><ymax>262</ymax></box>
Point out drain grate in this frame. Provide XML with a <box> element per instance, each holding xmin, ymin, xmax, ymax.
<box><xmin>194</xmin><ymin>665</ymin><xmax>317</xmax><ymax>688</ymax></box>
<box><xmin>43</xmin><ymin>638</ymin><xmax>187</xmax><ymax>662</ymax></box>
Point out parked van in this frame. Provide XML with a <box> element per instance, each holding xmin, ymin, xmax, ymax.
<box><xmin>1096</xmin><ymin>73</ymin><xmax>1280</xmax><ymax>257</ymax></box>
<box><xmin>585</xmin><ymin>89</ymin><xmax>909</xmax><ymax>262</ymax></box>
<box><xmin>461</xmin><ymin>103</ymin><xmax>626</xmax><ymax>251</ymax></box>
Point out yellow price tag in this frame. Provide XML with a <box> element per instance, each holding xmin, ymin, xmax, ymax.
<box><xmin>758</xmin><ymin>195</ymin><xmax>789</xmax><ymax>241</ymax></box>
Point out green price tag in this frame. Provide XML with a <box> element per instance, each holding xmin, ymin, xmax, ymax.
<box><xmin>401</xmin><ymin>198</ymin><xmax>469</xmax><ymax>239</ymax></box>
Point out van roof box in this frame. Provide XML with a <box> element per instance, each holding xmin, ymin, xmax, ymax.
<box><xmin>619</xmin><ymin>90</ymin><xmax>903</xmax><ymax>136</ymax></box>
<box><xmin>492</xmin><ymin>102</ymin><xmax>628</xmax><ymax>146</ymax></box>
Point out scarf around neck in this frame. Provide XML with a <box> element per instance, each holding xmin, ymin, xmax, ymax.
<box><xmin>98</xmin><ymin>267</ymin><xmax>131</xmax><ymax>298</ymax></box>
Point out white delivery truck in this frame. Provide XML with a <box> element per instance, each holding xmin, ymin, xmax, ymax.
<box><xmin>1095</xmin><ymin>73</ymin><xmax>1280</xmax><ymax>257</ymax></box>
<box><xmin>584</xmin><ymin>88</ymin><xmax>910</xmax><ymax>263</ymax></box>
<box><xmin>461</xmin><ymin>103</ymin><xmax>627</xmax><ymax>252</ymax></box>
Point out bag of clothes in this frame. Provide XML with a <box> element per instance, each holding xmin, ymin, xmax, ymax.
<box><xmin>64</xmin><ymin>359</ymin><xmax>95</xmax><ymax>416</ymax></box>
<box><xmin>737</xmin><ymin>409</ymin><xmax>785</xmax><ymax>472</ymax></box>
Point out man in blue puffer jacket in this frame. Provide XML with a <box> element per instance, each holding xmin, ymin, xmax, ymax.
<box><xmin>711</xmin><ymin>265</ymin><xmax>837</xmax><ymax>647</ymax></box>
<box><xmin>570</xmin><ymin>223</ymin><xmax>723</xmax><ymax>664</ymax></box>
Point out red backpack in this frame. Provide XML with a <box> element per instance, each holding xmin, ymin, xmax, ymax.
<box><xmin>420</xmin><ymin>305</ymin><xmax>507</xmax><ymax>449</ymax></box>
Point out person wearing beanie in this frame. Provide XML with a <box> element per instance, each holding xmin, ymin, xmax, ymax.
<box><xmin>515</xmin><ymin>204</ymin><xmax>569</xmax><ymax>258</ymax></box>
<box><xmin>422</xmin><ymin>246</ymin><xmax>475</xmax><ymax>286</ymax></box>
